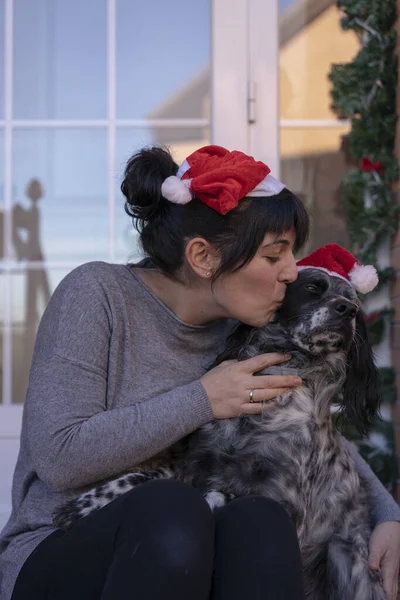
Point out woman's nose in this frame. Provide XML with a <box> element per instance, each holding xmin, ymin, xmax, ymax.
<box><xmin>279</xmin><ymin>256</ymin><xmax>298</xmax><ymax>284</ymax></box>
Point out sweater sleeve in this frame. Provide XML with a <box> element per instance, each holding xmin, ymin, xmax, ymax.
<box><xmin>342</xmin><ymin>437</ymin><xmax>400</xmax><ymax>525</ymax></box>
<box><xmin>26</xmin><ymin>264</ymin><xmax>213</xmax><ymax>493</ymax></box>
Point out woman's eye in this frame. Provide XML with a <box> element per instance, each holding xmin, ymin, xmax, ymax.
<box><xmin>266</xmin><ymin>256</ymin><xmax>280</xmax><ymax>264</ymax></box>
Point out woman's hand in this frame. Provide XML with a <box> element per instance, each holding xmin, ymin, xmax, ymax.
<box><xmin>369</xmin><ymin>521</ymin><xmax>400</xmax><ymax>600</ymax></box>
<box><xmin>200</xmin><ymin>353</ymin><xmax>302</xmax><ymax>419</ymax></box>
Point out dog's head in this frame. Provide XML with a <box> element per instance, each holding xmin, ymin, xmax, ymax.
<box><xmin>280</xmin><ymin>269</ymin><xmax>381</xmax><ymax>435</ymax></box>
<box><xmin>215</xmin><ymin>268</ymin><xmax>381</xmax><ymax>437</ymax></box>
<box><xmin>277</xmin><ymin>268</ymin><xmax>359</xmax><ymax>356</ymax></box>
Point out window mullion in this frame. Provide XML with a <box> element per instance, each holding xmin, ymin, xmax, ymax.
<box><xmin>3</xmin><ymin>0</ymin><xmax>14</xmax><ymax>407</ymax></box>
<box><xmin>107</xmin><ymin>0</ymin><xmax>117</xmax><ymax>263</ymax></box>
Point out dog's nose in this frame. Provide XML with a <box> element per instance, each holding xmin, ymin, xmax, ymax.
<box><xmin>331</xmin><ymin>299</ymin><xmax>357</xmax><ymax>319</ymax></box>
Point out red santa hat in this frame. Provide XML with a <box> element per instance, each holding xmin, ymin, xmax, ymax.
<box><xmin>297</xmin><ymin>244</ymin><xmax>378</xmax><ymax>294</ymax></box>
<box><xmin>161</xmin><ymin>145</ymin><xmax>285</xmax><ymax>215</ymax></box>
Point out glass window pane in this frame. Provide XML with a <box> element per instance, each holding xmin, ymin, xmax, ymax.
<box><xmin>0</xmin><ymin>129</ymin><xmax>4</xmax><ymax>261</ymax></box>
<box><xmin>13</xmin><ymin>129</ymin><xmax>108</xmax><ymax>262</ymax></box>
<box><xmin>13</xmin><ymin>0</ymin><xmax>107</xmax><ymax>119</ymax></box>
<box><xmin>0</xmin><ymin>128</ymin><xmax>3</xmax><ymax>210</ymax></box>
<box><xmin>279</xmin><ymin>0</ymin><xmax>298</xmax><ymax>12</ymax></box>
<box><xmin>0</xmin><ymin>272</ymin><xmax>3</xmax><ymax>405</ymax></box>
<box><xmin>11</xmin><ymin>269</ymin><xmax>70</xmax><ymax>404</ymax></box>
<box><xmin>0</xmin><ymin>2</ymin><xmax>4</xmax><ymax>119</ymax></box>
<box><xmin>115</xmin><ymin>127</ymin><xmax>210</xmax><ymax>263</ymax></box>
<box><xmin>0</xmin><ymin>132</ymin><xmax>3</xmax><ymax>404</ymax></box>
<box><xmin>116</xmin><ymin>0</ymin><xmax>210</xmax><ymax>119</ymax></box>
<box><xmin>279</xmin><ymin>1</ymin><xmax>360</xmax><ymax>119</ymax></box>
<box><xmin>280</xmin><ymin>126</ymin><xmax>351</xmax><ymax>254</ymax></box>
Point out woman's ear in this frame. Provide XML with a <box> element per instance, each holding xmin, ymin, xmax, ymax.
<box><xmin>340</xmin><ymin>310</ymin><xmax>382</xmax><ymax>437</ymax></box>
<box><xmin>185</xmin><ymin>237</ymin><xmax>220</xmax><ymax>279</ymax></box>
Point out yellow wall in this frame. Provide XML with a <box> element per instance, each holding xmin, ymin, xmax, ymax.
<box><xmin>280</xmin><ymin>4</ymin><xmax>359</xmax><ymax>157</ymax></box>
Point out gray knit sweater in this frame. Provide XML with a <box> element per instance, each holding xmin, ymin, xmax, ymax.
<box><xmin>0</xmin><ymin>261</ymin><xmax>399</xmax><ymax>600</ymax></box>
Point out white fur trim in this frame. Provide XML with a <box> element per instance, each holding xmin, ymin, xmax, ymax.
<box><xmin>349</xmin><ymin>264</ymin><xmax>378</xmax><ymax>294</ymax></box>
<box><xmin>176</xmin><ymin>159</ymin><xmax>191</xmax><ymax>179</ymax></box>
<box><xmin>297</xmin><ymin>265</ymin><xmax>351</xmax><ymax>285</ymax></box>
<box><xmin>161</xmin><ymin>176</ymin><xmax>192</xmax><ymax>205</ymax></box>
<box><xmin>174</xmin><ymin>160</ymin><xmax>285</xmax><ymax>199</ymax></box>
<box><xmin>247</xmin><ymin>174</ymin><xmax>286</xmax><ymax>197</ymax></box>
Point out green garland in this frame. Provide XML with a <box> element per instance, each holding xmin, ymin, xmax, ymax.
<box><xmin>329</xmin><ymin>0</ymin><xmax>399</xmax><ymax>489</ymax></box>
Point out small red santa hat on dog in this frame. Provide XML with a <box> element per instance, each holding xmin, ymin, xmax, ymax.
<box><xmin>161</xmin><ymin>145</ymin><xmax>285</xmax><ymax>215</ymax></box>
<box><xmin>297</xmin><ymin>244</ymin><xmax>378</xmax><ymax>294</ymax></box>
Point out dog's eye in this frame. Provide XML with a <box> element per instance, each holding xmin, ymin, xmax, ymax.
<box><xmin>304</xmin><ymin>284</ymin><xmax>319</xmax><ymax>293</ymax></box>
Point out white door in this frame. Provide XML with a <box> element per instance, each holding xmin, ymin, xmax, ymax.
<box><xmin>0</xmin><ymin>0</ymin><xmax>279</xmax><ymax>528</ymax></box>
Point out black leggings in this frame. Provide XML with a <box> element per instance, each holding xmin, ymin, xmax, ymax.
<box><xmin>11</xmin><ymin>480</ymin><xmax>305</xmax><ymax>600</ymax></box>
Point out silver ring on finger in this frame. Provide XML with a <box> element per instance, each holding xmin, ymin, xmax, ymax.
<box><xmin>249</xmin><ymin>389</ymin><xmax>255</xmax><ymax>403</ymax></box>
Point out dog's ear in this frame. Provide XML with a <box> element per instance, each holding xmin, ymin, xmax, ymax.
<box><xmin>340</xmin><ymin>310</ymin><xmax>382</xmax><ymax>437</ymax></box>
<box><xmin>208</xmin><ymin>323</ymin><xmax>253</xmax><ymax>369</ymax></box>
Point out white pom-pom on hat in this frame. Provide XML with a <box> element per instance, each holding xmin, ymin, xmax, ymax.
<box><xmin>349</xmin><ymin>264</ymin><xmax>379</xmax><ymax>294</ymax></box>
<box><xmin>161</xmin><ymin>176</ymin><xmax>192</xmax><ymax>205</ymax></box>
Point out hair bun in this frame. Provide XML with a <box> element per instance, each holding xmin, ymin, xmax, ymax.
<box><xmin>121</xmin><ymin>146</ymin><xmax>178</xmax><ymax>225</ymax></box>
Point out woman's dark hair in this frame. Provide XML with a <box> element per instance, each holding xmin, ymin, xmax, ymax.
<box><xmin>121</xmin><ymin>146</ymin><xmax>309</xmax><ymax>279</ymax></box>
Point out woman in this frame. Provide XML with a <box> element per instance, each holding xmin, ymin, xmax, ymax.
<box><xmin>1</xmin><ymin>145</ymin><xmax>399</xmax><ymax>600</ymax></box>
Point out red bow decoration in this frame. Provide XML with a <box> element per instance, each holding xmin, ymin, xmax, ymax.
<box><xmin>359</xmin><ymin>158</ymin><xmax>384</xmax><ymax>173</ymax></box>
<box><xmin>365</xmin><ymin>311</ymin><xmax>380</xmax><ymax>323</ymax></box>
<box><xmin>182</xmin><ymin>145</ymin><xmax>270</xmax><ymax>215</ymax></box>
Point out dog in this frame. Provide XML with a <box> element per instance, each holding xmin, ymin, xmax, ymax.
<box><xmin>53</xmin><ymin>266</ymin><xmax>384</xmax><ymax>600</ymax></box>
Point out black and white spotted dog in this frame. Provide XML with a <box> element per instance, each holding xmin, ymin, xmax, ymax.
<box><xmin>54</xmin><ymin>268</ymin><xmax>385</xmax><ymax>600</ymax></box>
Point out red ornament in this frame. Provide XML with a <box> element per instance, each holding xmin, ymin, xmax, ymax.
<box><xmin>360</xmin><ymin>158</ymin><xmax>384</xmax><ymax>173</ymax></box>
<box><xmin>365</xmin><ymin>311</ymin><xmax>380</xmax><ymax>323</ymax></box>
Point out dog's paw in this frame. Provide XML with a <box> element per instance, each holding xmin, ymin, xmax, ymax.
<box><xmin>204</xmin><ymin>490</ymin><xmax>236</xmax><ymax>511</ymax></box>
<box><xmin>205</xmin><ymin>491</ymin><xmax>227</xmax><ymax>510</ymax></box>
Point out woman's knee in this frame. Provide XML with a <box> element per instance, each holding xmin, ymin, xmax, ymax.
<box><xmin>216</xmin><ymin>496</ymin><xmax>297</xmax><ymax>543</ymax></box>
<box><xmin>219</xmin><ymin>495</ymin><xmax>290</xmax><ymax>519</ymax></box>
<box><xmin>117</xmin><ymin>479</ymin><xmax>215</xmax><ymax>569</ymax></box>
<box><xmin>213</xmin><ymin>497</ymin><xmax>305</xmax><ymax>598</ymax></box>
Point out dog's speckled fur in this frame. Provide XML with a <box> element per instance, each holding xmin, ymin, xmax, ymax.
<box><xmin>53</xmin><ymin>269</ymin><xmax>384</xmax><ymax>600</ymax></box>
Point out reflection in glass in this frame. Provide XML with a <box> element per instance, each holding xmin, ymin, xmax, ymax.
<box><xmin>115</xmin><ymin>127</ymin><xmax>210</xmax><ymax>263</ymax></box>
<box><xmin>0</xmin><ymin>130</ymin><xmax>4</xmax><ymax>259</ymax></box>
<box><xmin>0</xmin><ymin>133</ymin><xmax>3</xmax><ymax>402</ymax></box>
<box><xmin>13</xmin><ymin>129</ymin><xmax>108</xmax><ymax>263</ymax></box>
<box><xmin>280</xmin><ymin>126</ymin><xmax>351</xmax><ymax>255</ymax></box>
<box><xmin>279</xmin><ymin>0</ymin><xmax>299</xmax><ymax>13</ymax></box>
<box><xmin>13</xmin><ymin>180</ymin><xmax>51</xmax><ymax>321</ymax></box>
<box><xmin>0</xmin><ymin>273</ymin><xmax>2</xmax><ymax>404</ymax></box>
<box><xmin>12</xmin><ymin>269</ymin><xmax>69</xmax><ymax>404</ymax></box>
<box><xmin>13</xmin><ymin>0</ymin><xmax>107</xmax><ymax>119</ymax></box>
<box><xmin>0</xmin><ymin>3</ymin><xmax>4</xmax><ymax>118</ymax></box>
<box><xmin>116</xmin><ymin>0</ymin><xmax>210</xmax><ymax>119</ymax></box>
<box><xmin>279</xmin><ymin>0</ymin><xmax>359</xmax><ymax>119</ymax></box>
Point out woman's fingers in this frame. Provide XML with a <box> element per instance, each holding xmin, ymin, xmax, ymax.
<box><xmin>251</xmin><ymin>374</ymin><xmax>302</xmax><ymax>390</ymax></box>
<box><xmin>241</xmin><ymin>352</ymin><xmax>292</xmax><ymax>373</ymax></box>
<box><xmin>201</xmin><ymin>353</ymin><xmax>302</xmax><ymax>420</ymax></box>
<box><xmin>218</xmin><ymin>359</ymin><xmax>239</xmax><ymax>367</ymax></box>
<box><xmin>245</xmin><ymin>387</ymin><xmax>294</xmax><ymax>404</ymax></box>
<box><xmin>242</xmin><ymin>400</ymin><xmax>277</xmax><ymax>415</ymax></box>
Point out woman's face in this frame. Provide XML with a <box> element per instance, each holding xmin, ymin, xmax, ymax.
<box><xmin>211</xmin><ymin>230</ymin><xmax>298</xmax><ymax>327</ymax></box>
